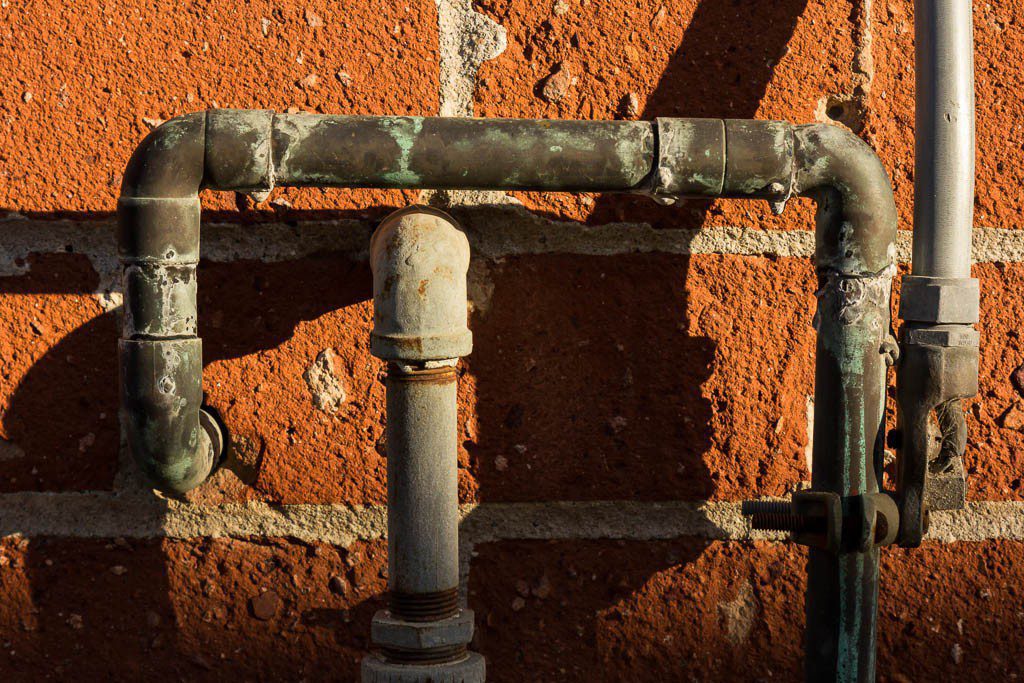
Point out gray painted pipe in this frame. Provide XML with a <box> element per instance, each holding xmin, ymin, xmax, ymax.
<box><xmin>384</xmin><ymin>366</ymin><xmax>461</xmax><ymax>601</ymax></box>
<box><xmin>894</xmin><ymin>0</ymin><xmax>981</xmax><ymax>555</ymax></box>
<box><xmin>913</xmin><ymin>0</ymin><xmax>975</xmax><ymax>279</ymax></box>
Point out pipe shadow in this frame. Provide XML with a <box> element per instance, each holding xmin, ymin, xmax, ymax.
<box><xmin>587</xmin><ymin>0</ymin><xmax>812</xmax><ymax>230</ymax></box>
<box><xmin>0</xmin><ymin>0</ymin><xmax>811</xmax><ymax>675</ymax></box>
<box><xmin>453</xmin><ymin>0</ymin><xmax>811</xmax><ymax>678</ymax></box>
<box><xmin>3</xmin><ymin>533</ymin><xmax>389</xmax><ymax>680</ymax></box>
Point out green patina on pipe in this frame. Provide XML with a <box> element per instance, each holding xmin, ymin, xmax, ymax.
<box><xmin>120</xmin><ymin>110</ymin><xmax>898</xmax><ymax>682</ymax></box>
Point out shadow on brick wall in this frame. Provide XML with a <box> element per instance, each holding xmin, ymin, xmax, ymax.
<box><xmin>0</xmin><ymin>0</ymin><xmax>811</xmax><ymax>677</ymax></box>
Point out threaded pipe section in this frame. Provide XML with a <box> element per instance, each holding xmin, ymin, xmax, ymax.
<box><xmin>381</xmin><ymin>644</ymin><xmax>469</xmax><ymax>665</ymax></box>
<box><xmin>389</xmin><ymin>588</ymin><xmax>460</xmax><ymax>623</ymax></box>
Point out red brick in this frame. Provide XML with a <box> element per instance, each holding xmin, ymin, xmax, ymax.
<box><xmin>0</xmin><ymin>536</ymin><xmax>387</xmax><ymax>681</ymax></box>
<box><xmin>879</xmin><ymin>541</ymin><xmax>1024</xmax><ymax>680</ymax></box>
<box><xmin>463</xmin><ymin>253</ymin><xmax>815</xmax><ymax>502</ymax></box>
<box><xmin>469</xmin><ymin>538</ymin><xmax>804</xmax><ymax>681</ymax></box>
<box><xmin>472</xmin><ymin>0</ymin><xmax>856</xmax><ymax>230</ymax></box>
<box><xmin>963</xmin><ymin>262</ymin><xmax>1024</xmax><ymax>500</ymax></box>
<box><xmin>470</xmin><ymin>538</ymin><xmax>1024</xmax><ymax>681</ymax></box>
<box><xmin>197</xmin><ymin>255</ymin><xmax>385</xmax><ymax>504</ymax></box>
<box><xmin>0</xmin><ymin>254</ymin><xmax>119</xmax><ymax>492</ymax></box>
<box><xmin>869</xmin><ymin>0</ymin><xmax>1024</xmax><ymax>233</ymax></box>
<box><xmin>0</xmin><ymin>0</ymin><xmax>439</xmax><ymax>216</ymax></box>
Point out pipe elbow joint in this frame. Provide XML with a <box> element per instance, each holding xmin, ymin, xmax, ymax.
<box><xmin>369</xmin><ymin>207</ymin><xmax>473</xmax><ymax>363</ymax></box>
<box><xmin>792</xmin><ymin>123</ymin><xmax>898</xmax><ymax>276</ymax></box>
<box><xmin>120</xmin><ymin>338</ymin><xmax>223</xmax><ymax>495</ymax></box>
<box><xmin>118</xmin><ymin>110</ymin><xmax>274</xmax><ymax>494</ymax></box>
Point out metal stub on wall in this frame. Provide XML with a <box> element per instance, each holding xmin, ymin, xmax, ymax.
<box><xmin>926</xmin><ymin>455</ymin><xmax>967</xmax><ymax>512</ymax></box>
<box><xmin>899</xmin><ymin>275</ymin><xmax>980</xmax><ymax>324</ymax></box>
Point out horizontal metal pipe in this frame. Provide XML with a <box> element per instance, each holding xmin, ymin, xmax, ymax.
<box><xmin>270</xmin><ymin>115</ymin><xmax>655</xmax><ymax>191</ymax></box>
<box><xmin>120</xmin><ymin>110</ymin><xmax>896</xmax><ymax>538</ymax></box>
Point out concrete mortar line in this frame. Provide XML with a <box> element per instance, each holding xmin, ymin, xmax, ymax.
<box><xmin>433</xmin><ymin>0</ymin><xmax>508</xmax><ymax>208</ymax></box>
<box><xmin>435</xmin><ymin>0</ymin><xmax>506</xmax><ymax>117</ymax></box>
<box><xmin>4</xmin><ymin>213</ymin><xmax>1024</xmax><ymax>265</ymax></box>
<box><xmin>1</xmin><ymin>494</ymin><xmax>1022</xmax><ymax>545</ymax></box>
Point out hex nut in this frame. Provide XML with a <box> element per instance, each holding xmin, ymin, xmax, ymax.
<box><xmin>899</xmin><ymin>276</ymin><xmax>979</xmax><ymax>324</ymax></box>
<box><xmin>902</xmin><ymin>326</ymin><xmax>980</xmax><ymax>349</ymax></box>
<box><xmin>370</xmin><ymin>609</ymin><xmax>475</xmax><ymax>650</ymax></box>
<box><xmin>361</xmin><ymin>651</ymin><xmax>485</xmax><ymax>683</ymax></box>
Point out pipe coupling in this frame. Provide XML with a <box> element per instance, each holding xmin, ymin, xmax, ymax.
<box><xmin>370</xmin><ymin>207</ymin><xmax>473</xmax><ymax>362</ymax></box>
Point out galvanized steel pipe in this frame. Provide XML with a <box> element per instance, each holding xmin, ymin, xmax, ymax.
<box><xmin>894</xmin><ymin>0</ymin><xmax>981</xmax><ymax>550</ymax></box>
<box><xmin>912</xmin><ymin>0</ymin><xmax>975</xmax><ymax>279</ymax></box>
<box><xmin>363</xmin><ymin>207</ymin><xmax>484</xmax><ymax>682</ymax></box>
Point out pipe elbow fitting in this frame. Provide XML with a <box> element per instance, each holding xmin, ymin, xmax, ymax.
<box><xmin>121</xmin><ymin>113</ymin><xmax>207</xmax><ymax>199</ymax></box>
<box><xmin>370</xmin><ymin>207</ymin><xmax>473</xmax><ymax>362</ymax></box>
<box><xmin>793</xmin><ymin>123</ymin><xmax>898</xmax><ymax>275</ymax></box>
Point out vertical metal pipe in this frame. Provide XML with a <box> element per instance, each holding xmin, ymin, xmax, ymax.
<box><xmin>806</xmin><ymin>266</ymin><xmax>891</xmax><ymax>681</ymax></box>
<box><xmin>364</xmin><ymin>207</ymin><xmax>484</xmax><ymax>682</ymax></box>
<box><xmin>794</xmin><ymin>125</ymin><xmax>899</xmax><ymax>683</ymax></box>
<box><xmin>385</xmin><ymin>364</ymin><xmax>461</xmax><ymax>618</ymax></box>
<box><xmin>913</xmin><ymin>0</ymin><xmax>975</xmax><ymax>278</ymax></box>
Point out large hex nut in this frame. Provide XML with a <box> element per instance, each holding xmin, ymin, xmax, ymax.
<box><xmin>361</xmin><ymin>651</ymin><xmax>485</xmax><ymax>683</ymax></box>
<box><xmin>899</xmin><ymin>276</ymin><xmax>979</xmax><ymax>324</ymax></box>
<box><xmin>371</xmin><ymin>609</ymin><xmax>475</xmax><ymax>650</ymax></box>
<box><xmin>901</xmin><ymin>325</ymin><xmax>980</xmax><ymax>349</ymax></box>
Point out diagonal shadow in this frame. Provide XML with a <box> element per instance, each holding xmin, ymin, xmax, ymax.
<box><xmin>1</xmin><ymin>0</ymin><xmax>811</xmax><ymax>674</ymax></box>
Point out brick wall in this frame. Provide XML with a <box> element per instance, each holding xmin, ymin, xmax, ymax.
<box><xmin>1</xmin><ymin>0</ymin><xmax>1022</xmax><ymax>680</ymax></box>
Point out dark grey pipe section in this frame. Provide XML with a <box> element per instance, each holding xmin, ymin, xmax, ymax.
<box><xmin>384</xmin><ymin>367</ymin><xmax>461</xmax><ymax>603</ymax></box>
<box><xmin>271</xmin><ymin>115</ymin><xmax>654</xmax><ymax>191</ymax></box>
<box><xmin>913</xmin><ymin>0</ymin><xmax>975</xmax><ymax>279</ymax></box>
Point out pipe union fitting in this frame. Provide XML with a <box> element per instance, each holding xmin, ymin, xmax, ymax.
<box><xmin>370</xmin><ymin>207</ymin><xmax>473</xmax><ymax>362</ymax></box>
<box><xmin>899</xmin><ymin>275</ymin><xmax>980</xmax><ymax>324</ymax></box>
<box><xmin>371</xmin><ymin>609</ymin><xmax>475</xmax><ymax>651</ymax></box>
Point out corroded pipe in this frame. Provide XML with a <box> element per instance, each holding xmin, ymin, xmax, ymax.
<box><xmin>120</xmin><ymin>110</ymin><xmax>898</xmax><ymax>681</ymax></box>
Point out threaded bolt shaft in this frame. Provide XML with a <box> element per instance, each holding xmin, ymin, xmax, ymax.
<box><xmin>742</xmin><ymin>500</ymin><xmax>819</xmax><ymax>533</ymax></box>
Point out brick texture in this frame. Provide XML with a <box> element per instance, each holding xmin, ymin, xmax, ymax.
<box><xmin>0</xmin><ymin>536</ymin><xmax>387</xmax><ymax>681</ymax></box>
<box><xmin>0</xmin><ymin>254</ymin><xmax>118</xmax><ymax>492</ymax></box>
<box><xmin>470</xmin><ymin>539</ymin><xmax>1024</xmax><ymax>681</ymax></box>
<box><xmin>0</xmin><ymin>0</ymin><xmax>1022</xmax><ymax>680</ymax></box>
<box><xmin>0</xmin><ymin>0</ymin><xmax>438</xmax><ymax>216</ymax></box>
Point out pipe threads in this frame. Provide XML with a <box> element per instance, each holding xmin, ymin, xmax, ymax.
<box><xmin>741</xmin><ymin>501</ymin><xmax>824</xmax><ymax>533</ymax></box>
<box><xmin>381</xmin><ymin>644</ymin><xmax>469</xmax><ymax>665</ymax></box>
<box><xmin>389</xmin><ymin>588</ymin><xmax>461</xmax><ymax>623</ymax></box>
